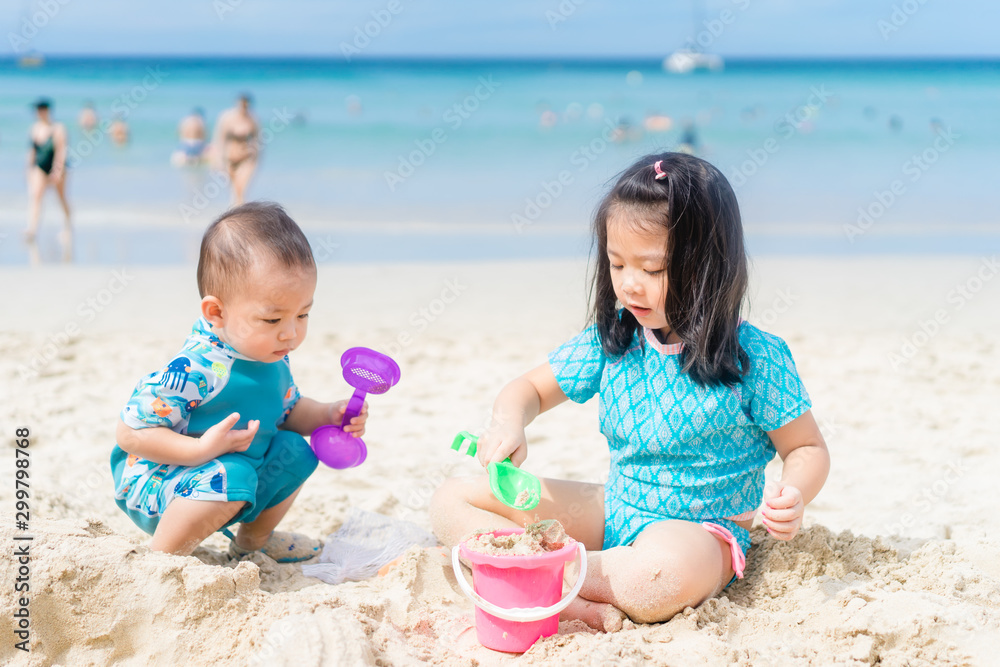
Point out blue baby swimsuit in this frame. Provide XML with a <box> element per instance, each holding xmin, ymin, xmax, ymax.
<box><xmin>110</xmin><ymin>318</ymin><xmax>318</xmax><ymax>535</ymax></box>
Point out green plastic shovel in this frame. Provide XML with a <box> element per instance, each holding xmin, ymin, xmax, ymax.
<box><xmin>450</xmin><ymin>431</ymin><xmax>541</xmax><ymax>511</ymax></box>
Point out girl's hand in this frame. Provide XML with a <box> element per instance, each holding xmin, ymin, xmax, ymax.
<box><xmin>198</xmin><ymin>412</ymin><xmax>259</xmax><ymax>458</ymax></box>
<box><xmin>328</xmin><ymin>400</ymin><xmax>368</xmax><ymax>438</ymax></box>
<box><xmin>760</xmin><ymin>481</ymin><xmax>804</xmax><ymax>541</ymax></box>
<box><xmin>476</xmin><ymin>422</ymin><xmax>528</xmax><ymax>468</ymax></box>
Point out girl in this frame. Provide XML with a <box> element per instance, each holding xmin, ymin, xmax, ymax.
<box><xmin>430</xmin><ymin>152</ymin><xmax>830</xmax><ymax>630</ymax></box>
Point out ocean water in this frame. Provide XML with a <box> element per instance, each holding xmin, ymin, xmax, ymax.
<box><xmin>1</xmin><ymin>57</ymin><xmax>998</xmax><ymax>264</ymax></box>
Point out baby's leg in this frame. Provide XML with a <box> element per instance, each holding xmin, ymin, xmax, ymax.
<box><xmin>579</xmin><ymin>519</ymin><xmax>736</xmax><ymax>624</ymax></box>
<box><xmin>223</xmin><ymin>431</ymin><xmax>319</xmax><ymax>560</ymax></box>
<box><xmin>150</xmin><ymin>498</ymin><xmax>245</xmax><ymax>556</ymax></box>
<box><xmin>234</xmin><ymin>484</ymin><xmax>303</xmax><ymax>551</ymax></box>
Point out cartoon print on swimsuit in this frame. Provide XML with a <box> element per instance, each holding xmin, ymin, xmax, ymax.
<box><xmin>209</xmin><ymin>470</ymin><xmax>226</xmax><ymax>493</ymax></box>
<box><xmin>280</xmin><ymin>385</ymin><xmax>298</xmax><ymax>424</ymax></box>
<box><xmin>174</xmin><ymin>471</ymin><xmax>203</xmax><ymax>498</ymax></box>
<box><xmin>160</xmin><ymin>357</ymin><xmax>192</xmax><ymax>391</ymax></box>
<box><xmin>173</xmin><ymin>464</ymin><xmax>228</xmax><ymax>499</ymax></box>
<box><xmin>185</xmin><ymin>332</ymin><xmax>226</xmax><ymax>357</ymax></box>
<box><xmin>122</xmin><ymin>321</ymin><xmax>235</xmax><ymax>433</ymax></box>
<box><xmin>127</xmin><ymin>369</ymin><xmax>212</xmax><ymax>427</ymax></box>
<box><xmin>150</xmin><ymin>397</ymin><xmax>173</xmax><ymax>418</ymax></box>
<box><xmin>117</xmin><ymin>457</ymin><xmax>229</xmax><ymax>512</ymax></box>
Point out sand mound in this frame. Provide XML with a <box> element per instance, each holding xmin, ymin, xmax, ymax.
<box><xmin>0</xmin><ymin>518</ymin><xmax>376</xmax><ymax>667</ymax></box>
<box><xmin>464</xmin><ymin>520</ymin><xmax>571</xmax><ymax>556</ymax></box>
<box><xmin>5</xmin><ymin>518</ymin><xmax>998</xmax><ymax>666</ymax></box>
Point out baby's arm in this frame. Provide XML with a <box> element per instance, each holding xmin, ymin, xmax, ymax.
<box><xmin>760</xmin><ymin>410</ymin><xmax>830</xmax><ymax>540</ymax></box>
<box><xmin>279</xmin><ymin>397</ymin><xmax>368</xmax><ymax>438</ymax></box>
<box><xmin>476</xmin><ymin>362</ymin><xmax>569</xmax><ymax>468</ymax></box>
<box><xmin>116</xmin><ymin>413</ymin><xmax>258</xmax><ymax>467</ymax></box>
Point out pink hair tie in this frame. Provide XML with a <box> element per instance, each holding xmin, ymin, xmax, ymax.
<box><xmin>653</xmin><ymin>160</ymin><xmax>667</xmax><ymax>180</ymax></box>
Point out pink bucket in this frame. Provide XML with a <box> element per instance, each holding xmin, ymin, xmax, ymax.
<box><xmin>453</xmin><ymin>528</ymin><xmax>587</xmax><ymax>653</ymax></box>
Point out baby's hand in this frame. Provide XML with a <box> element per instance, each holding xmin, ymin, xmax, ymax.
<box><xmin>760</xmin><ymin>481</ymin><xmax>804</xmax><ymax>541</ymax></box>
<box><xmin>477</xmin><ymin>422</ymin><xmax>527</xmax><ymax>468</ymax></box>
<box><xmin>329</xmin><ymin>400</ymin><xmax>368</xmax><ymax>438</ymax></box>
<box><xmin>198</xmin><ymin>413</ymin><xmax>259</xmax><ymax>457</ymax></box>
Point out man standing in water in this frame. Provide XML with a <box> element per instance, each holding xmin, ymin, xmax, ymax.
<box><xmin>212</xmin><ymin>93</ymin><xmax>259</xmax><ymax>205</ymax></box>
<box><xmin>26</xmin><ymin>98</ymin><xmax>73</xmax><ymax>260</ymax></box>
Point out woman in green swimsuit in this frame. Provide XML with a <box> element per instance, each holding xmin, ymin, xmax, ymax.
<box><xmin>26</xmin><ymin>98</ymin><xmax>72</xmax><ymax>256</ymax></box>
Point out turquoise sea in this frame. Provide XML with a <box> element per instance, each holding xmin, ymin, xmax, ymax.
<box><xmin>1</xmin><ymin>57</ymin><xmax>998</xmax><ymax>263</ymax></box>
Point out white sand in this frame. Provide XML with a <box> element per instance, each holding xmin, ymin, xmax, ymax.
<box><xmin>1</xmin><ymin>255</ymin><xmax>999</xmax><ymax>665</ymax></box>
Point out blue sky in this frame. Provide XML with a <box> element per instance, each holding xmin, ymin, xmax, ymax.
<box><xmin>3</xmin><ymin>0</ymin><xmax>997</xmax><ymax>58</ymax></box>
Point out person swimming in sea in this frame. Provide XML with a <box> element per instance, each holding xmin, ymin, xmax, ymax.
<box><xmin>26</xmin><ymin>98</ymin><xmax>72</xmax><ymax>258</ymax></box>
<box><xmin>172</xmin><ymin>107</ymin><xmax>210</xmax><ymax>167</ymax></box>
<box><xmin>677</xmin><ymin>121</ymin><xmax>700</xmax><ymax>155</ymax></box>
<box><xmin>109</xmin><ymin>113</ymin><xmax>130</xmax><ymax>147</ymax></box>
<box><xmin>78</xmin><ymin>100</ymin><xmax>98</xmax><ymax>132</ymax></box>
<box><xmin>212</xmin><ymin>93</ymin><xmax>259</xmax><ymax>205</ymax></box>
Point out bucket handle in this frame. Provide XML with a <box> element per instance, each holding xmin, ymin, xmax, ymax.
<box><xmin>451</xmin><ymin>542</ymin><xmax>588</xmax><ymax>623</ymax></box>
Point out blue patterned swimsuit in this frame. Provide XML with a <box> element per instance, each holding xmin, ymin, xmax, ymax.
<box><xmin>110</xmin><ymin>318</ymin><xmax>318</xmax><ymax>535</ymax></box>
<box><xmin>548</xmin><ymin>321</ymin><xmax>811</xmax><ymax>554</ymax></box>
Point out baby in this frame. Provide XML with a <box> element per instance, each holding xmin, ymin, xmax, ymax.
<box><xmin>111</xmin><ymin>201</ymin><xmax>366</xmax><ymax>561</ymax></box>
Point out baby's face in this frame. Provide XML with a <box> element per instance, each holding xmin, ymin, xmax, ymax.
<box><xmin>213</xmin><ymin>264</ymin><xmax>317</xmax><ymax>363</ymax></box>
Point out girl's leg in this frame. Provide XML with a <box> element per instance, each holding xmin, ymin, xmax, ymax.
<box><xmin>431</xmin><ymin>477</ymin><xmax>737</xmax><ymax>628</ymax></box>
<box><xmin>431</xmin><ymin>475</ymin><xmax>625</xmax><ymax>631</ymax></box>
<box><xmin>233</xmin><ymin>483</ymin><xmax>304</xmax><ymax>550</ymax></box>
<box><xmin>150</xmin><ymin>497</ymin><xmax>245</xmax><ymax>555</ymax></box>
<box><xmin>430</xmin><ymin>475</ymin><xmax>605</xmax><ymax>550</ymax></box>
<box><xmin>580</xmin><ymin>519</ymin><xmax>737</xmax><ymax>624</ymax></box>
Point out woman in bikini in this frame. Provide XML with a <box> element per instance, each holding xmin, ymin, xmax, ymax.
<box><xmin>212</xmin><ymin>93</ymin><xmax>259</xmax><ymax>205</ymax></box>
<box><xmin>26</xmin><ymin>98</ymin><xmax>73</xmax><ymax>258</ymax></box>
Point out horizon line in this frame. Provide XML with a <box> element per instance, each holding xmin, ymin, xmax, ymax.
<box><xmin>3</xmin><ymin>53</ymin><xmax>1000</xmax><ymax>63</ymax></box>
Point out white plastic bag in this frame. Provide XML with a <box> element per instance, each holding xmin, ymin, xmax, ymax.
<box><xmin>301</xmin><ymin>508</ymin><xmax>437</xmax><ymax>584</ymax></box>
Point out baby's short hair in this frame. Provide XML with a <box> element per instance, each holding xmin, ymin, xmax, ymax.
<box><xmin>197</xmin><ymin>201</ymin><xmax>315</xmax><ymax>299</ymax></box>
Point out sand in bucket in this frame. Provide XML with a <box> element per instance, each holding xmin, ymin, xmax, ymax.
<box><xmin>453</xmin><ymin>520</ymin><xmax>587</xmax><ymax>653</ymax></box>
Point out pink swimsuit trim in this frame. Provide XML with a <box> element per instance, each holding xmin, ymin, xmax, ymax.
<box><xmin>726</xmin><ymin>509</ymin><xmax>757</xmax><ymax>522</ymax></box>
<box><xmin>702</xmin><ymin>522</ymin><xmax>746</xmax><ymax>579</ymax></box>
<box><xmin>642</xmin><ymin>327</ymin><xmax>684</xmax><ymax>355</ymax></box>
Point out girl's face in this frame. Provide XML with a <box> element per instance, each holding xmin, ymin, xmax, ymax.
<box><xmin>606</xmin><ymin>216</ymin><xmax>671</xmax><ymax>336</ymax></box>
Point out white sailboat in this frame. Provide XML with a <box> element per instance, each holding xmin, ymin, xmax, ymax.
<box><xmin>12</xmin><ymin>1</ymin><xmax>45</xmax><ymax>67</ymax></box>
<box><xmin>663</xmin><ymin>50</ymin><xmax>723</xmax><ymax>74</ymax></box>
<box><xmin>663</xmin><ymin>0</ymin><xmax>724</xmax><ymax>74</ymax></box>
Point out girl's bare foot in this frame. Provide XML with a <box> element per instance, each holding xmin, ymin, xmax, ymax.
<box><xmin>560</xmin><ymin>597</ymin><xmax>627</xmax><ymax>632</ymax></box>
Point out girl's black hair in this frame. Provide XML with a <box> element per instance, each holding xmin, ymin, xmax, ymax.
<box><xmin>588</xmin><ymin>152</ymin><xmax>749</xmax><ymax>386</ymax></box>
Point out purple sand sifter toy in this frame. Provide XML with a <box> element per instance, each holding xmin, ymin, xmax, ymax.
<box><xmin>311</xmin><ymin>347</ymin><xmax>400</xmax><ymax>469</ymax></box>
